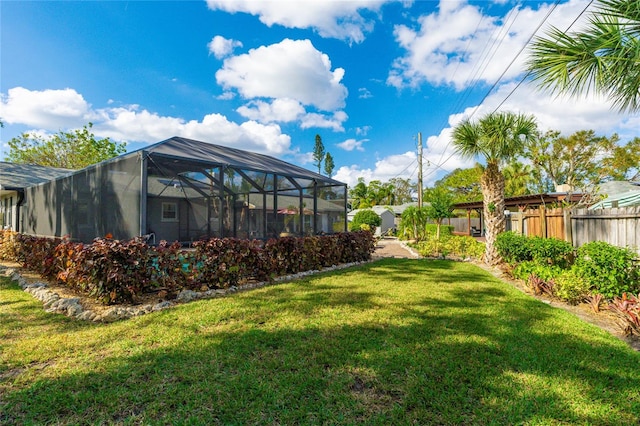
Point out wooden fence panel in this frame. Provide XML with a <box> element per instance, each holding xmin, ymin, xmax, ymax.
<box><xmin>571</xmin><ymin>207</ymin><xmax>640</xmax><ymax>255</ymax></box>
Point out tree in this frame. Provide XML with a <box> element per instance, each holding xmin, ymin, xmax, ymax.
<box><xmin>503</xmin><ymin>160</ymin><xmax>535</xmax><ymax>197</ymax></box>
<box><xmin>452</xmin><ymin>111</ymin><xmax>537</xmax><ymax>265</ymax></box>
<box><xmin>388</xmin><ymin>177</ymin><xmax>415</xmax><ymax>204</ymax></box>
<box><xmin>313</xmin><ymin>134</ymin><xmax>325</xmax><ymax>174</ymax></box>
<box><xmin>349</xmin><ymin>178</ymin><xmax>370</xmax><ymax>209</ymax></box>
<box><xmin>527</xmin><ymin>0</ymin><xmax>640</xmax><ymax>113</ymax></box>
<box><xmin>398</xmin><ymin>206</ymin><xmax>429</xmax><ymax>241</ymax></box>
<box><xmin>324</xmin><ymin>152</ymin><xmax>335</xmax><ymax>177</ymax></box>
<box><xmin>601</xmin><ymin>137</ymin><xmax>640</xmax><ymax>181</ymax></box>
<box><xmin>424</xmin><ymin>187</ymin><xmax>455</xmax><ymax>239</ymax></box>
<box><xmin>433</xmin><ymin>166</ymin><xmax>483</xmax><ymax>203</ymax></box>
<box><xmin>5</xmin><ymin>123</ymin><xmax>126</xmax><ymax>169</ymax></box>
<box><xmin>524</xmin><ymin>130</ymin><xmax>622</xmax><ymax>195</ymax></box>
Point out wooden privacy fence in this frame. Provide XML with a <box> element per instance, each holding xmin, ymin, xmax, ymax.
<box><xmin>508</xmin><ymin>206</ymin><xmax>640</xmax><ymax>255</ymax></box>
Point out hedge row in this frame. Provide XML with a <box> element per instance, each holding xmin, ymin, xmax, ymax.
<box><xmin>0</xmin><ymin>231</ymin><xmax>376</xmax><ymax>305</ymax></box>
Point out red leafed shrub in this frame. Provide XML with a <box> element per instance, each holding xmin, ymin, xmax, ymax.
<box><xmin>337</xmin><ymin>231</ymin><xmax>376</xmax><ymax>264</ymax></box>
<box><xmin>14</xmin><ymin>234</ymin><xmax>61</xmax><ymax>279</ymax></box>
<box><xmin>609</xmin><ymin>293</ymin><xmax>640</xmax><ymax>336</ymax></box>
<box><xmin>8</xmin><ymin>231</ymin><xmax>375</xmax><ymax>305</ymax></box>
<box><xmin>192</xmin><ymin>238</ymin><xmax>266</xmax><ymax>288</ymax></box>
<box><xmin>152</xmin><ymin>240</ymin><xmax>194</xmax><ymax>291</ymax></box>
<box><xmin>263</xmin><ymin>237</ymin><xmax>305</xmax><ymax>276</ymax></box>
<box><xmin>66</xmin><ymin>237</ymin><xmax>154</xmax><ymax>304</ymax></box>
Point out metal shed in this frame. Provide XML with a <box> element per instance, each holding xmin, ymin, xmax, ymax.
<box><xmin>21</xmin><ymin>137</ymin><xmax>347</xmax><ymax>243</ymax></box>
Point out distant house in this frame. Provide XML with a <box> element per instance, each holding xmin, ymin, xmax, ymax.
<box><xmin>13</xmin><ymin>137</ymin><xmax>347</xmax><ymax>243</ymax></box>
<box><xmin>348</xmin><ymin>206</ymin><xmax>395</xmax><ymax>236</ymax></box>
<box><xmin>0</xmin><ymin>162</ymin><xmax>72</xmax><ymax>232</ymax></box>
<box><xmin>589</xmin><ymin>181</ymin><xmax>640</xmax><ymax>209</ymax></box>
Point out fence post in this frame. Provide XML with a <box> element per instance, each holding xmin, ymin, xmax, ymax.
<box><xmin>563</xmin><ymin>209</ymin><xmax>573</xmax><ymax>244</ymax></box>
<box><xmin>539</xmin><ymin>206</ymin><xmax>547</xmax><ymax>238</ymax></box>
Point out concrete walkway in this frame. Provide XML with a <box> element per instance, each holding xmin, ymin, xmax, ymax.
<box><xmin>372</xmin><ymin>237</ymin><xmax>420</xmax><ymax>259</ymax></box>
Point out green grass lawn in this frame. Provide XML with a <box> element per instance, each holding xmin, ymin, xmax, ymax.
<box><xmin>1</xmin><ymin>259</ymin><xmax>639</xmax><ymax>425</ymax></box>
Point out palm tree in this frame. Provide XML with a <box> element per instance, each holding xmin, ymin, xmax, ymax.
<box><xmin>452</xmin><ymin>112</ymin><xmax>537</xmax><ymax>265</ymax></box>
<box><xmin>527</xmin><ymin>0</ymin><xmax>640</xmax><ymax>113</ymax></box>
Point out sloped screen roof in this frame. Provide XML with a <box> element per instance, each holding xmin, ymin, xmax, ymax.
<box><xmin>0</xmin><ymin>162</ymin><xmax>72</xmax><ymax>191</ymax></box>
<box><xmin>143</xmin><ymin>137</ymin><xmax>343</xmax><ymax>186</ymax></box>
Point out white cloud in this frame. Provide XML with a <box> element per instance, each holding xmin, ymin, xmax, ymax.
<box><xmin>208</xmin><ymin>35</ymin><xmax>243</xmax><ymax>59</ymax></box>
<box><xmin>358</xmin><ymin>88</ymin><xmax>373</xmax><ymax>99</ymax></box>
<box><xmin>94</xmin><ymin>108</ymin><xmax>292</xmax><ymax>154</ymax></box>
<box><xmin>216</xmin><ymin>39</ymin><xmax>348</xmax><ymax>111</ymax></box>
<box><xmin>0</xmin><ymin>86</ymin><xmax>292</xmax><ymax>155</ymax></box>
<box><xmin>0</xmin><ymin>87</ymin><xmax>94</xmax><ymax>128</ymax></box>
<box><xmin>355</xmin><ymin>126</ymin><xmax>371</xmax><ymax>136</ymax></box>
<box><xmin>388</xmin><ymin>0</ymin><xmax>592</xmax><ymax>90</ymax></box>
<box><xmin>300</xmin><ymin>111</ymin><xmax>347</xmax><ymax>131</ymax></box>
<box><xmin>237</xmin><ymin>98</ymin><xmax>305</xmax><ymax>123</ymax></box>
<box><xmin>206</xmin><ymin>0</ymin><xmax>390</xmax><ymax>44</ymax></box>
<box><xmin>337</xmin><ymin>138</ymin><xmax>366</xmax><ymax>152</ymax></box>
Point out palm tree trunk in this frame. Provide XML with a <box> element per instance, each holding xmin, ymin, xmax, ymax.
<box><xmin>481</xmin><ymin>162</ymin><xmax>506</xmax><ymax>265</ymax></box>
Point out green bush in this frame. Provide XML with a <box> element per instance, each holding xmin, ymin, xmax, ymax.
<box><xmin>425</xmin><ymin>224</ymin><xmax>454</xmax><ymax>237</ymax></box>
<box><xmin>512</xmin><ymin>261</ymin><xmax>563</xmax><ymax>282</ymax></box>
<box><xmin>349</xmin><ymin>209</ymin><xmax>381</xmax><ymax>232</ymax></box>
<box><xmin>412</xmin><ymin>234</ymin><xmax>484</xmax><ymax>259</ymax></box>
<box><xmin>574</xmin><ymin>241</ymin><xmax>640</xmax><ymax>299</ymax></box>
<box><xmin>528</xmin><ymin>236</ymin><xmax>574</xmax><ymax>268</ymax></box>
<box><xmin>554</xmin><ymin>268</ymin><xmax>591</xmax><ymax>304</ymax></box>
<box><xmin>495</xmin><ymin>231</ymin><xmax>533</xmax><ymax>264</ymax></box>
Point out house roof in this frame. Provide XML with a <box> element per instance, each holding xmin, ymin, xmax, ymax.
<box><xmin>347</xmin><ymin>206</ymin><xmax>395</xmax><ymax>218</ymax></box>
<box><xmin>589</xmin><ymin>189</ymin><xmax>640</xmax><ymax>209</ymax></box>
<box><xmin>0</xmin><ymin>162</ymin><xmax>72</xmax><ymax>195</ymax></box>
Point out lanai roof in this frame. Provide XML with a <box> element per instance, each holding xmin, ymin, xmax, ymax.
<box><xmin>142</xmin><ymin>136</ymin><xmax>343</xmax><ymax>186</ymax></box>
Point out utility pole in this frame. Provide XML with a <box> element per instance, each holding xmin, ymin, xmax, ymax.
<box><xmin>417</xmin><ymin>132</ymin><xmax>423</xmax><ymax>208</ymax></box>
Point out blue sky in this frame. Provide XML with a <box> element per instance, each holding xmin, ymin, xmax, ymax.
<box><xmin>2</xmin><ymin>0</ymin><xmax>639</xmax><ymax>188</ymax></box>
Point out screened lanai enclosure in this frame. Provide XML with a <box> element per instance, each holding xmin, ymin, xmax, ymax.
<box><xmin>22</xmin><ymin>137</ymin><xmax>347</xmax><ymax>244</ymax></box>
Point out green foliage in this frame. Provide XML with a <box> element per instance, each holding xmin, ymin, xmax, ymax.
<box><xmin>433</xmin><ymin>165</ymin><xmax>483</xmax><ymax>203</ymax></box>
<box><xmin>398</xmin><ymin>206</ymin><xmax>429</xmax><ymax>241</ymax></box>
<box><xmin>5</xmin><ymin>123</ymin><xmax>126</xmax><ymax>169</ymax></box>
<box><xmin>495</xmin><ymin>231</ymin><xmax>533</xmax><ymax>264</ymax></box>
<box><xmin>554</xmin><ymin>269</ymin><xmax>591</xmax><ymax>304</ymax></box>
<box><xmin>527</xmin><ymin>0</ymin><xmax>640</xmax><ymax>113</ymax></box>
<box><xmin>524</xmin><ymin>129</ymin><xmax>622</xmax><ymax>192</ymax></box>
<box><xmin>574</xmin><ymin>241</ymin><xmax>640</xmax><ymax>299</ymax></box>
<box><xmin>349</xmin><ymin>209</ymin><xmax>381</xmax><ymax>232</ymax></box>
<box><xmin>424</xmin><ymin>187</ymin><xmax>455</xmax><ymax>239</ymax></box>
<box><xmin>313</xmin><ymin>134</ymin><xmax>326</xmax><ymax>174</ymax></box>
<box><xmin>496</xmin><ymin>232</ymin><xmax>573</xmax><ymax>267</ymax></box>
<box><xmin>528</xmin><ymin>236</ymin><xmax>574</xmax><ymax>268</ymax></box>
<box><xmin>323</xmin><ymin>152</ymin><xmax>335</xmax><ymax>177</ymax></box>
<box><xmin>412</xmin><ymin>234</ymin><xmax>484</xmax><ymax>259</ymax></box>
<box><xmin>512</xmin><ymin>261</ymin><xmax>563</xmax><ymax>283</ymax></box>
<box><xmin>425</xmin><ymin>224</ymin><xmax>453</xmax><ymax>237</ymax></box>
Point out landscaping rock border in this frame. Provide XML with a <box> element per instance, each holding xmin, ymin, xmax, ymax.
<box><xmin>1</xmin><ymin>261</ymin><xmax>365</xmax><ymax>323</ymax></box>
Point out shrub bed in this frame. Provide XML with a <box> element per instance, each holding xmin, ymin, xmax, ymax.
<box><xmin>496</xmin><ymin>231</ymin><xmax>640</xmax><ymax>335</ymax></box>
<box><xmin>0</xmin><ymin>231</ymin><xmax>376</xmax><ymax>305</ymax></box>
<box><xmin>411</xmin><ymin>234</ymin><xmax>484</xmax><ymax>259</ymax></box>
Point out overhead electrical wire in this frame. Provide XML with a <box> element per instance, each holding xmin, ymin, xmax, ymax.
<box><xmin>420</xmin><ymin>0</ymin><xmax>594</xmax><ymax>184</ymax></box>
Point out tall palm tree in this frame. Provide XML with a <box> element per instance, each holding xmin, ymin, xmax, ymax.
<box><xmin>452</xmin><ymin>112</ymin><xmax>537</xmax><ymax>265</ymax></box>
<box><xmin>527</xmin><ymin>0</ymin><xmax>640</xmax><ymax>113</ymax></box>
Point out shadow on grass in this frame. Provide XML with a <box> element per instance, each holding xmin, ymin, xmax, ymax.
<box><xmin>2</xmin><ymin>260</ymin><xmax>640</xmax><ymax>425</ymax></box>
